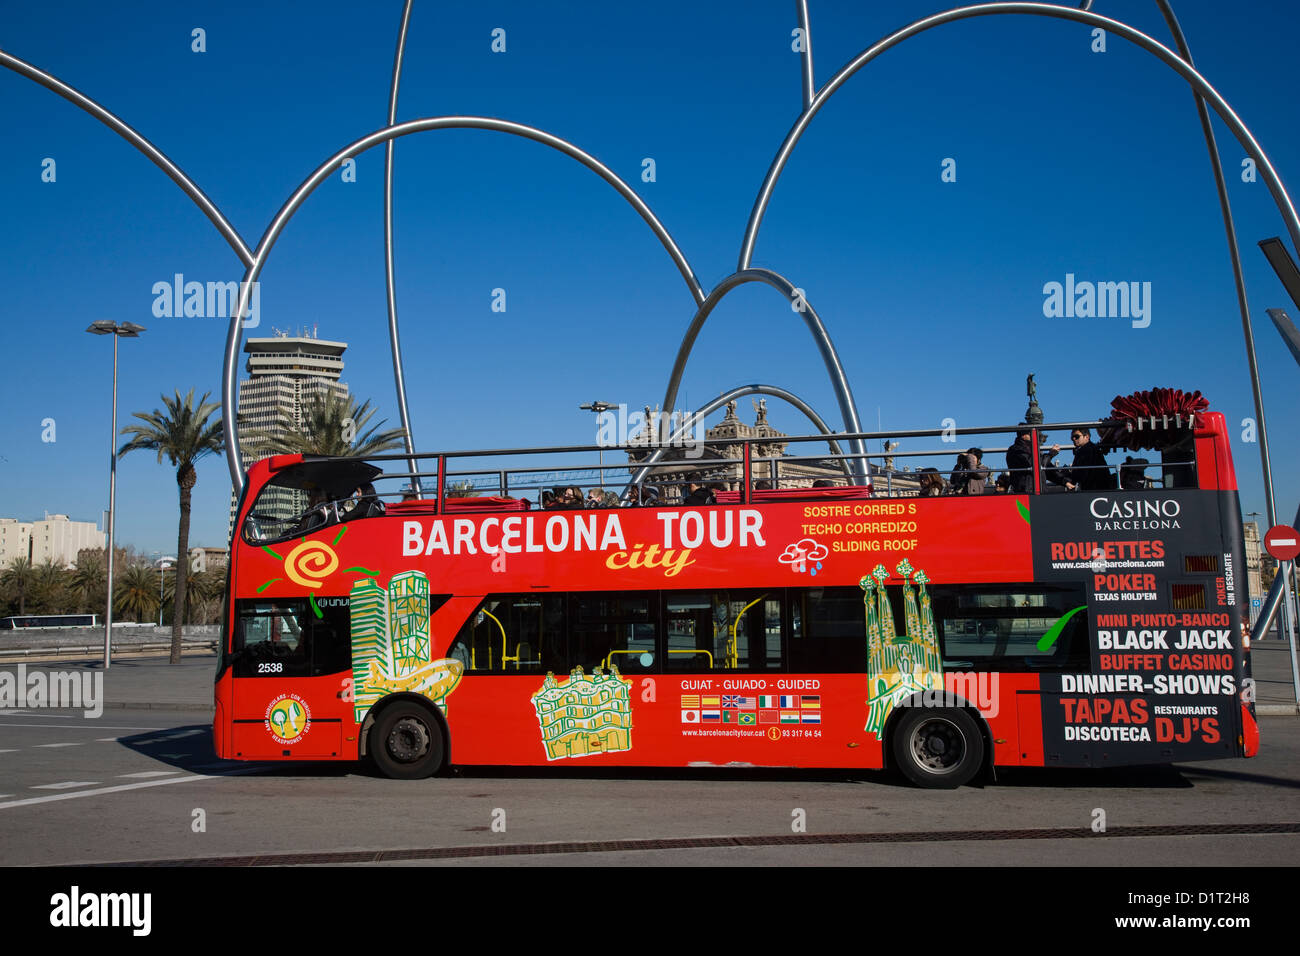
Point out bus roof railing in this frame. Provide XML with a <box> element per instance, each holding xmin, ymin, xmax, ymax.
<box><xmin>316</xmin><ymin>417</ymin><xmax>1195</xmax><ymax>466</ymax></box>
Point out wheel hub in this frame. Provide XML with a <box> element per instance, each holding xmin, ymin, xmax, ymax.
<box><xmin>388</xmin><ymin>717</ymin><xmax>431</xmax><ymax>763</ymax></box>
<box><xmin>911</xmin><ymin>718</ymin><xmax>963</xmax><ymax>773</ymax></box>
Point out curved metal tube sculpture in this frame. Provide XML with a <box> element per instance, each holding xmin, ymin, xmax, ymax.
<box><xmin>659</xmin><ymin>268</ymin><xmax>868</xmax><ymax>480</ymax></box>
<box><xmin>383</xmin><ymin>0</ymin><xmax>419</xmax><ymax>477</ymax></box>
<box><xmin>739</xmin><ymin>2</ymin><xmax>1300</xmax><ymax>272</ymax></box>
<box><xmin>223</xmin><ymin>115</ymin><xmax>706</xmax><ymax>487</ymax></box>
<box><xmin>624</xmin><ymin>382</ymin><xmax>851</xmax><ymax>496</ymax></box>
<box><xmin>0</xmin><ymin>50</ymin><xmax>255</xmax><ymax>268</ymax></box>
<box><xmin>1149</xmin><ymin>0</ymin><xmax>1279</xmax><ymax>533</ymax></box>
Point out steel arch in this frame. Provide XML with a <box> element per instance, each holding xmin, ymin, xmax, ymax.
<box><xmin>0</xmin><ymin>50</ymin><xmax>255</xmax><ymax>267</ymax></box>
<box><xmin>624</xmin><ymin>382</ymin><xmax>852</xmax><ymax>496</ymax></box>
<box><xmin>738</xmin><ymin>1</ymin><xmax>1300</xmax><ymax>271</ymax></box>
<box><xmin>659</xmin><ymin>268</ymin><xmax>867</xmax><ymax>480</ymax></box>
<box><xmin>383</xmin><ymin>0</ymin><xmax>419</xmax><ymax>473</ymax></box>
<box><xmin>222</xmin><ymin>115</ymin><xmax>706</xmax><ymax>487</ymax></box>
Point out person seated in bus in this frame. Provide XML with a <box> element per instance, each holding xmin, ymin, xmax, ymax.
<box><xmin>1119</xmin><ymin>456</ymin><xmax>1150</xmax><ymax>491</ymax></box>
<box><xmin>560</xmin><ymin>486</ymin><xmax>584</xmax><ymax>509</ymax></box>
<box><xmin>342</xmin><ymin>482</ymin><xmax>384</xmax><ymax>520</ymax></box>
<box><xmin>684</xmin><ymin>481</ymin><xmax>716</xmax><ymax>505</ymax></box>
<box><xmin>994</xmin><ymin>472</ymin><xmax>1012</xmax><ymax>494</ymax></box>
<box><xmin>754</xmin><ymin>479</ymin><xmax>773</xmax><ymax>491</ymax></box>
<box><xmin>293</xmin><ymin>489</ymin><xmax>333</xmax><ymax>535</ymax></box>
<box><xmin>1047</xmin><ymin>428</ymin><xmax>1116</xmax><ymax>491</ymax></box>
<box><xmin>950</xmin><ymin>448</ymin><xmax>990</xmax><ymax>495</ymax></box>
<box><xmin>917</xmin><ymin>468</ymin><xmax>946</xmax><ymax>497</ymax></box>
<box><xmin>1005</xmin><ymin>426</ymin><xmax>1041</xmax><ymax>493</ymax></box>
<box><xmin>812</xmin><ymin>479</ymin><xmax>836</xmax><ymax>488</ymax></box>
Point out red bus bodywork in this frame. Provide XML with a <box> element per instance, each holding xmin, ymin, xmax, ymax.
<box><xmin>214</xmin><ymin>413</ymin><xmax>1254</xmax><ymax>783</ymax></box>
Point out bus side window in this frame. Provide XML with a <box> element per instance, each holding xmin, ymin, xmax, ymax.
<box><xmin>788</xmin><ymin>587</ymin><xmax>867</xmax><ymax>673</ymax></box>
<box><xmin>570</xmin><ymin>594</ymin><xmax>656</xmax><ymax>675</ymax></box>
<box><xmin>448</xmin><ymin>595</ymin><xmax>563</xmax><ymax>674</ymax></box>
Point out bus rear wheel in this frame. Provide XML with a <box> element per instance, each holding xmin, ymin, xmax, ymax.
<box><xmin>890</xmin><ymin>708</ymin><xmax>984</xmax><ymax>789</ymax></box>
<box><xmin>370</xmin><ymin>702</ymin><xmax>445</xmax><ymax>779</ymax></box>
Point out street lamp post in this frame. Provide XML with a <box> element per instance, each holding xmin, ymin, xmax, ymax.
<box><xmin>154</xmin><ymin>555</ymin><xmax>175</xmax><ymax>627</ymax></box>
<box><xmin>87</xmin><ymin>320</ymin><xmax>145</xmax><ymax>669</ymax></box>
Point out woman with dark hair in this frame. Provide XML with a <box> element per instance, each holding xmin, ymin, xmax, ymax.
<box><xmin>918</xmin><ymin>468</ymin><xmax>946</xmax><ymax>497</ymax></box>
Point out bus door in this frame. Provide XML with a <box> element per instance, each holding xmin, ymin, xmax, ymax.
<box><xmin>227</xmin><ymin>599</ymin><xmax>349</xmax><ymax>759</ymax></box>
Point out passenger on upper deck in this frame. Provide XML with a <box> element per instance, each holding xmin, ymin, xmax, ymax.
<box><xmin>684</xmin><ymin>481</ymin><xmax>716</xmax><ymax>506</ymax></box>
<box><xmin>1005</xmin><ymin>426</ymin><xmax>1050</xmax><ymax>494</ymax></box>
<box><xmin>1047</xmin><ymin>428</ymin><xmax>1115</xmax><ymax>491</ymax></box>
<box><xmin>951</xmin><ymin>448</ymin><xmax>991</xmax><ymax>495</ymax></box>
<box><xmin>918</xmin><ymin>468</ymin><xmax>946</xmax><ymax>497</ymax></box>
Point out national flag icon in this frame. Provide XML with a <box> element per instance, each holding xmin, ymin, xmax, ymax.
<box><xmin>800</xmin><ymin>696</ymin><xmax>821</xmax><ymax>709</ymax></box>
<box><xmin>722</xmin><ymin>696</ymin><xmax>742</xmax><ymax>709</ymax></box>
<box><xmin>759</xmin><ymin>710</ymin><xmax>778</xmax><ymax>723</ymax></box>
<box><xmin>702</xmin><ymin>709</ymin><xmax>721</xmax><ymax>722</ymax></box>
<box><xmin>722</xmin><ymin>710</ymin><xmax>737</xmax><ymax>724</ymax></box>
<box><xmin>682</xmin><ymin>710</ymin><xmax>700</xmax><ymax>723</ymax></box>
<box><xmin>801</xmin><ymin>712</ymin><xmax>821</xmax><ymax>724</ymax></box>
<box><xmin>780</xmin><ymin>711</ymin><xmax>800</xmax><ymax>724</ymax></box>
<box><xmin>739</xmin><ymin>713</ymin><xmax>757</xmax><ymax>725</ymax></box>
<box><xmin>737</xmin><ymin>696</ymin><xmax>756</xmax><ymax>709</ymax></box>
<box><xmin>758</xmin><ymin>695</ymin><xmax>777</xmax><ymax>708</ymax></box>
<box><xmin>779</xmin><ymin>695</ymin><xmax>798</xmax><ymax>708</ymax></box>
<box><xmin>680</xmin><ymin>695</ymin><xmax>700</xmax><ymax>708</ymax></box>
<box><xmin>702</xmin><ymin>695</ymin><xmax>721</xmax><ymax>707</ymax></box>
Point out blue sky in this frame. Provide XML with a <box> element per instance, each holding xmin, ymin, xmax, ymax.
<box><xmin>2</xmin><ymin>0</ymin><xmax>1299</xmax><ymax>554</ymax></box>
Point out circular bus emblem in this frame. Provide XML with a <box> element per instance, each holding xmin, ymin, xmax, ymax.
<box><xmin>266</xmin><ymin>694</ymin><xmax>311</xmax><ymax>744</ymax></box>
<box><xmin>767</xmin><ymin>726</ymin><xmax>782</xmax><ymax>741</ymax></box>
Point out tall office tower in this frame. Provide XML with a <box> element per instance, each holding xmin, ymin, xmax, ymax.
<box><xmin>229</xmin><ymin>329</ymin><xmax>350</xmax><ymax>538</ymax></box>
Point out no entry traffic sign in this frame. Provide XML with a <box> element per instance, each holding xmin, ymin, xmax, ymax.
<box><xmin>1265</xmin><ymin>525</ymin><xmax>1300</xmax><ymax>561</ymax></box>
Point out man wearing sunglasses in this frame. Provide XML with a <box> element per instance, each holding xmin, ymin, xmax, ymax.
<box><xmin>1047</xmin><ymin>428</ymin><xmax>1116</xmax><ymax>491</ymax></box>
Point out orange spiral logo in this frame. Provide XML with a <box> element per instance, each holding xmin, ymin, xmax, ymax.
<box><xmin>284</xmin><ymin>540</ymin><xmax>340</xmax><ymax>587</ymax></box>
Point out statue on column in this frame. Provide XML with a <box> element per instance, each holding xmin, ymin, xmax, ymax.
<box><xmin>1025</xmin><ymin>373</ymin><xmax>1044</xmax><ymax>425</ymax></box>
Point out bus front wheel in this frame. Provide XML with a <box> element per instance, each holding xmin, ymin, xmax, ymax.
<box><xmin>890</xmin><ymin>708</ymin><xmax>984</xmax><ymax>789</ymax></box>
<box><xmin>370</xmin><ymin>702</ymin><xmax>445</xmax><ymax>779</ymax></box>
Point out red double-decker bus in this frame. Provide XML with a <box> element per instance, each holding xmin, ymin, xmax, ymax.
<box><xmin>213</xmin><ymin>410</ymin><xmax>1258</xmax><ymax>787</ymax></box>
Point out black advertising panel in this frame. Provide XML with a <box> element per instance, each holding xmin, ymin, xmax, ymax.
<box><xmin>1029</xmin><ymin>489</ymin><xmax>1248</xmax><ymax>766</ymax></box>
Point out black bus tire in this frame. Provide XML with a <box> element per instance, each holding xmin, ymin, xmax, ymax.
<box><xmin>369</xmin><ymin>701</ymin><xmax>445</xmax><ymax>780</ymax></box>
<box><xmin>890</xmin><ymin>707</ymin><xmax>985</xmax><ymax>789</ymax></box>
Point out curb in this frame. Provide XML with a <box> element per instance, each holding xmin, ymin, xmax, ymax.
<box><xmin>1256</xmin><ymin>704</ymin><xmax>1300</xmax><ymax>716</ymax></box>
<box><xmin>102</xmin><ymin>702</ymin><xmax>214</xmax><ymax>713</ymax></box>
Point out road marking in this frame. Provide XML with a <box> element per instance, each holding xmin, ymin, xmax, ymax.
<box><xmin>0</xmin><ymin>723</ymin><xmax>159</xmax><ymax>731</ymax></box>
<box><xmin>0</xmin><ymin>712</ymin><xmax>75</xmax><ymax>719</ymax></box>
<box><xmin>0</xmin><ymin>765</ymin><xmax>270</xmax><ymax>810</ymax></box>
<box><xmin>34</xmin><ymin>743</ymin><xmax>82</xmax><ymax>748</ymax></box>
<box><xmin>148</xmin><ymin>730</ymin><xmax>207</xmax><ymax>741</ymax></box>
<box><xmin>33</xmin><ymin>781</ymin><xmax>100</xmax><ymax>790</ymax></box>
<box><xmin>117</xmin><ymin>771</ymin><xmax>184</xmax><ymax>778</ymax></box>
<box><xmin>0</xmin><ymin>749</ymin><xmax>17</xmax><ymax>754</ymax></box>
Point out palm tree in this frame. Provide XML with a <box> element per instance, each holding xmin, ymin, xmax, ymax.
<box><xmin>164</xmin><ymin>566</ymin><xmax>223</xmax><ymax>625</ymax></box>
<box><xmin>32</xmin><ymin>560</ymin><xmax>70</xmax><ymax>614</ymax></box>
<box><xmin>114</xmin><ymin>565</ymin><xmax>159</xmax><ymax>623</ymax></box>
<box><xmin>71</xmin><ymin>551</ymin><xmax>107</xmax><ymax>614</ymax></box>
<box><xmin>1</xmin><ymin>557</ymin><xmax>35</xmax><ymax>615</ymax></box>
<box><xmin>256</xmin><ymin>392</ymin><xmax>407</xmax><ymax>457</ymax></box>
<box><xmin>119</xmin><ymin>390</ymin><xmax>223</xmax><ymax>663</ymax></box>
